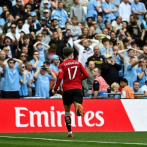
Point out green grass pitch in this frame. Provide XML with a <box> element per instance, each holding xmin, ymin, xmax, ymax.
<box><xmin>0</xmin><ymin>132</ymin><xmax>147</xmax><ymax>147</ymax></box>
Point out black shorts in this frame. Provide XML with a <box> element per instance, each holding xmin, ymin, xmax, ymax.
<box><xmin>4</xmin><ymin>91</ymin><xmax>20</xmax><ymax>99</ymax></box>
<box><xmin>63</xmin><ymin>89</ymin><xmax>83</xmax><ymax>106</ymax></box>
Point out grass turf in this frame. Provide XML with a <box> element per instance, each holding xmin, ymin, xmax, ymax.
<box><xmin>0</xmin><ymin>132</ymin><xmax>147</xmax><ymax>147</ymax></box>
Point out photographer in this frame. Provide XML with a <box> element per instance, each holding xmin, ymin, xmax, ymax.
<box><xmin>34</xmin><ymin>65</ymin><xmax>56</xmax><ymax>98</ymax></box>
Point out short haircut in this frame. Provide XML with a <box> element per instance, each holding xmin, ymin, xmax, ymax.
<box><xmin>23</xmin><ymin>34</ymin><xmax>30</xmax><ymax>40</ymax></box>
<box><xmin>11</xmin><ymin>23</ymin><xmax>16</xmax><ymax>27</ymax></box>
<box><xmin>51</xmin><ymin>19</ymin><xmax>57</xmax><ymax>23</ymax></box>
<box><xmin>44</xmin><ymin>60</ymin><xmax>50</xmax><ymax>65</ymax></box>
<box><xmin>120</xmin><ymin>78</ymin><xmax>128</xmax><ymax>84</ymax></box>
<box><xmin>72</xmin><ymin>16</ymin><xmax>78</xmax><ymax>20</ymax></box>
<box><xmin>16</xmin><ymin>18</ymin><xmax>24</xmax><ymax>24</ymax></box>
<box><xmin>133</xmin><ymin>81</ymin><xmax>139</xmax><ymax>85</ymax></box>
<box><xmin>63</xmin><ymin>47</ymin><xmax>74</xmax><ymax>57</ymax></box>
<box><xmin>122</xmin><ymin>38</ymin><xmax>129</xmax><ymax>44</ymax></box>
<box><xmin>33</xmin><ymin>50</ymin><xmax>39</xmax><ymax>54</ymax></box>
<box><xmin>102</xmin><ymin>38</ymin><xmax>109</xmax><ymax>44</ymax></box>
<box><xmin>8</xmin><ymin>58</ymin><xmax>14</xmax><ymax>63</ymax></box>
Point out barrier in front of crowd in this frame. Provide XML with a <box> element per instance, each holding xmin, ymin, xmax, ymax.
<box><xmin>0</xmin><ymin>99</ymin><xmax>147</xmax><ymax>133</ymax></box>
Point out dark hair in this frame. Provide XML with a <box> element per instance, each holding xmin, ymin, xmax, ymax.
<box><xmin>102</xmin><ymin>38</ymin><xmax>109</xmax><ymax>44</ymax></box>
<box><xmin>8</xmin><ymin>58</ymin><xmax>14</xmax><ymax>63</ymax></box>
<box><xmin>120</xmin><ymin>78</ymin><xmax>128</xmax><ymax>84</ymax></box>
<box><xmin>133</xmin><ymin>81</ymin><xmax>139</xmax><ymax>85</ymax></box>
<box><xmin>16</xmin><ymin>18</ymin><xmax>24</xmax><ymax>24</ymax></box>
<box><xmin>122</xmin><ymin>38</ymin><xmax>129</xmax><ymax>44</ymax></box>
<box><xmin>11</xmin><ymin>23</ymin><xmax>16</xmax><ymax>27</ymax></box>
<box><xmin>33</xmin><ymin>50</ymin><xmax>39</xmax><ymax>54</ymax></box>
<box><xmin>51</xmin><ymin>19</ymin><xmax>57</xmax><ymax>23</ymax></box>
<box><xmin>63</xmin><ymin>47</ymin><xmax>74</xmax><ymax>56</ymax></box>
<box><xmin>110</xmin><ymin>31</ymin><xmax>116</xmax><ymax>35</ymax></box>
<box><xmin>44</xmin><ymin>60</ymin><xmax>50</xmax><ymax>65</ymax></box>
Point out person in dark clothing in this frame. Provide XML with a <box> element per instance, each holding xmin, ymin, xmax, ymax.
<box><xmin>127</xmin><ymin>14</ymin><xmax>144</xmax><ymax>47</ymax></box>
<box><xmin>12</xmin><ymin>0</ymin><xmax>23</xmax><ymax>17</ymax></box>
<box><xmin>110</xmin><ymin>31</ymin><xmax>117</xmax><ymax>46</ymax></box>
<box><xmin>86</xmin><ymin>46</ymin><xmax>105</xmax><ymax>69</ymax></box>
<box><xmin>101</xmin><ymin>54</ymin><xmax>121</xmax><ymax>86</ymax></box>
<box><xmin>25</xmin><ymin>0</ymin><xmax>39</xmax><ymax>12</ymax></box>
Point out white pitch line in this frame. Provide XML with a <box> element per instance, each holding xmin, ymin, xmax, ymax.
<box><xmin>0</xmin><ymin>136</ymin><xmax>147</xmax><ymax>146</ymax></box>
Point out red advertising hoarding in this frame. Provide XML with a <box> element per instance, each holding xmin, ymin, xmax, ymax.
<box><xmin>0</xmin><ymin>99</ymin><xmax>136</xmax><ymax>133</ymax></box>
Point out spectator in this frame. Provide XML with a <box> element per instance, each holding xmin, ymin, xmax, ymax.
<box><xmin>6</xmin><ymin>23</ymin><xmax>20</xmax><ymax>41</ymax></box>
<box><xmin>119</xmin><ymin>0</ymin><xmax>131</xmax><ymax>22</ymax></box>
<box><xmin>0</xmin><ymin>51</ymin><xmax>6</xmax><ymax>60</ymax></box>
<box><xmin>43</xmin><ymin>9</ymin><xmax>51</xmax><ymax>26</ymax></box>
<box><xmin>100</xmin><ymin>38</ymin><xmax>114</xmax><ymax>58</ymax></box>
<box><xmin>82</xmin><ymin>61</ymin><xmax>95</xmax><ymax>95</ymax></box>
<box><xmin>111</xmin><ymin>0</ymin><xmax>121</xmax><ymax>18</ymax></box>
<box><xmin>120</xmin><ymin>78</ymin><xmax>134</xmax><ymax>98</ymax></box>
<box><xmin>110</xmin><ymin>82</ymin><xmax>120</xmax><ymax>99</ymax></box>
<box><xmin>12</xmin><ymin>0</ymin><xmax>23</xmax><ymax>18</ymax></box>
<box><xmin>92</xmin><ymin>21</ymin><xmax>102</xmax><ymax>34</ymax></box>
<box><xmin>131</xmin><ymin>0</ymin><xmax>146</xmax><ymax>21</ymax></box>
<box><xmin>39</xmin><ymin>0</ymin><xmax>50</xmax><ymax>18</ymax></box>
<box><xmin>142</xmin><ymin>12</ymin><xmax>147</xmax><ymax>29</ymax></box>
<box><xmin>141</xmin><ymin>81</ymin><xmax>147</xmax><ymax>93</ymax></box>
<box><xmin>49</xmin><ymin>55</ymin><xmax>60</xmax><ymax>73</ymax></box>
<box><xmin>74</xmin><ymin>38</ymin><xmax>99</xmax><ymax>66</ymax></box>
<box><xmin>63</xmin><ymin>0</ymin><xmax>74</xmax><ymax>15</ymax></box>
<box><xmin>26</xmin><ymin>0</ymin><xmax>39</xmax><ymax>11</ymax></box>
<box><xmin>132</xmin><ymin>81</ymin><xmax>147</xmax><ymax>98</ymax></box>
<box><xmin>97</xmin><ymin>15</ymin><xmax>105</xmax><ymax>31</ymax></box>
<box><xmin>26</xmin><ymin>61</ymin><xmax>35</xmax><ymax>96</ymax></box>
<box><xmin>127</xmin><ymin>14</ymin><xmax>144</xmax><ymax>46</ymax></box>
<box><xmin>33</xmin><ymin>41</ymin><xmax>50</xmax><ymax>62</ymax></box>
<box><xmin>34</xmin><ymin>65</ymin><xmax>56</xmax><ymax>98</ymax></box>
<box><xmin>92</xmin><ymin>67</ymin><xmax>108</xmax><ymax>98</ymax></box>
<box><xmin>111</xmin><ymin>16</ymin><xmax>122</xmax><ymax>33</ymax></box>
<box><xmin>51</xmin><ymin>2</ymin><xmax>68</xmax><ymax>29</ymax></box>
<box><xmin>137</xmin><ymin>59</ymin><xmax>147</xmax><ymax>87</ymax></box>
<box><xmin>70</xmin><ymin>0</ymin><xmax>86</xmax><ymax>22</ymax></box>
<box><xmin>86</xmin><ymin>46</ymin><xmax>105</xmax><ymax>69</ymax></box>
<box><xmin>16</xmin><ymin>19</ymin><xmax>24</xmax><ymax>34</ymax></box>
<box><xmin>30</xmin><ymin>51</ymin><xmax>44</xmax><ymax>72</ymax></box>
<box><xmin>2</xmin><ymin>58</ymin><xmax>23</xmax><ymax>98</ymax></box>
<box><xmin>19</xmin><ymin>64</ymin><xmax>31</xmax><ymax>97</ymax></box>
<box><xmin>3</xmin><ymin>46</ymin><xmax>10</xmax><ymax>59</ymax></box>
<box><xmin>67</xmin><ymin>16</ymin><xmax>82</xmax><ymax>40</ymax></box>
<box><xmin>124</xmin><ymin>57</ymin><xmax>143</xmax><ymax>87</ymax></box>
<box><xmin>86</xmin><ymin>0</ymin><xmax>99</xmax><ymax>21</ymax></box>
<box><xmin>102</xmin><ymin>0</ymin><xmax>117</xmax><ymax>23</ymax></box>
<box><xmin>101</xmin><ymin>54</ymin><xmax>121</xmax><ymax>86</ymax></box>
<box><xmin>50</xmin><ymin>19</ymin><xmax>58</xmax><ymax>33</ymax></box>
<box><xmin>118</xmin><ymin>48</ymin><xmax>142</xmax><ymax>69</ymax></box>
<box><xmin>110</xmin><ymin>31</ymin><xmax>117</xmax><ymax>46</ymax></box>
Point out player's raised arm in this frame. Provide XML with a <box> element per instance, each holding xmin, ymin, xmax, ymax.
<box><xmin>80</xmin><ymin>63</ymin><xmax>89</xmax><ymax>81</ymax></box>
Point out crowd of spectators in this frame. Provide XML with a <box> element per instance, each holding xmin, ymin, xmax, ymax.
<box><xmin>0</xmin><ymin>0</ymin><xmax>147</xmax><ymax>99</ymax></box>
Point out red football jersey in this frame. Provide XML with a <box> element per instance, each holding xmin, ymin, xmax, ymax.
<box><xmin>54</xmin><ymin>59</ymin><xmax>89</xmax><ymax>92</ymax></box>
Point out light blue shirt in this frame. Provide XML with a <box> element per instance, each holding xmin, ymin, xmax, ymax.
<box><xmin>102</xmin><ymin>2</ymin><xmax>116</xmax><ymax>23</ymax></box>
<box><xmin>51</xmin><ymin>8</ymin><xmax>68</xmax><ymax>28</ymax></box>
<box><xmin>142</xmin><ymin>19</ymin><xmax>147</xmax><ymax>29</ymax></box>
<box><xmin>111</xmin><ymin>91</ymin><xmax>120</xmax><ymax>99</ymax></box>
<box><xmin>100</xmin><ymin>47</ymin><xmax>114</xmax><ymax>56</ymax></box>
<box><xmin>136</xmin><ymin>67</ymin><xmax>147</xmax><ymax>87</ymax></box>
<box><xmin>36</xmin><ymin>47</ymin><xmax>46</xmax><ymax>62</ymax></box>
<box><xmin>113</xmin><ymin>0</ymin><xmax>121</xmax><ymax>17</ymax></box>
<box><xmin>4</xmin><ymin>66</ymin><xmax>20</xmax><ymax>91</ymax></box>
<box><xmin>19</xmin><ymin>73</ymin><xmax>29</xmax><ymax>96</ymax></box>
<box><xmin>35</xmin><ymin>74</ymin><xmax>52</xmax><ymax>98</ymax></box>
<box><xmin>30</xmin><ymin>59</ymin><xmax>44</xmax><ymax>72</ymax></box>
<box><xmin>124</xmin><ymin>64</ymin><xmax>137</xmax><ymax>87</ymax></box>
<box><xmin>131</xmin><ymin>2</ymin><xmax>145</xmax><ymax>21</ymax></box>
<box><xmin>49</xmin><ymin>64</ymin><xmax>58</xmax><ymax>73</ymax></box>
<box><xmin>86</xmin><ymin>0</ymin><xmax>98</xmax><ymax>18</ymax></box>
<box><xmin>115</xmin><ymin>55</ymin><xmax>124</xmax><ymax>77</ymax></box>
<box><xmin>132</xmin><ymin>88</ymin><xmax>144</xmax><ymax>94</ymax></box>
